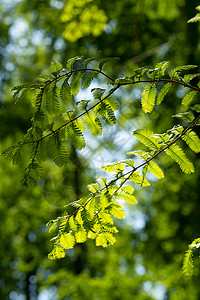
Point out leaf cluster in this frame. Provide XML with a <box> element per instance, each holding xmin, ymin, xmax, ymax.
<box><xmin>2</xmin><ymin>57</ymin><xmax>200</xmax><ymax>265</ymax></box>
<box><xmin>4</xmin><ymin>57</ymin><xmax>119</xmax><ymax>185</ymax></box>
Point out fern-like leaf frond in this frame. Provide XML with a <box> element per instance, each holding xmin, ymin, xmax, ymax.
<box><xmin>157</xmin><ymin>83</ymin><xmax>171</xmax><ymax>105</ymax></box>
<box><xmin>44</xmin><ymin>82</ymin><xmax>60</xmax><ymax>115</ymax></box>
<box><xmin>181</xmin><ymin>130</ymin><xmax>200</xmax><ymax>153</ymax></box>
<box><xmin>169</xmin><ymin>65</ymin><xmax>197</xmax><ymax>79</ymax></box>
<box><xmin>133</xmin><ymin>129</ymin><xmax>160</xmax><ymax>151</ymax></box>
<box><xmin>147</xmin><ymin>161</ymin><xmax>164</xmax><ymax>179</ymax></box>
<box><xmin>60</xmin><ymin>78</ymin><xmax>71</xmax><ymax>103</ymax></box>
<box><xmin>141</xmin><ymin>83</ymin><xmax>157</xmax><ymax>113</ymax></box>
<box><xmin>83</xmin><ymin>112</ymin><xmax>102</xmax><ymax>136</ymax></box>
<box><xmin>70</xmin><ymin>71</ymin><xmax>84</xmax><ymax>95</ymax></box>
<box><xmin>181</xmin><ymin>90</ymin><xmax>197</xmax><ymax>106</ymax></box>
<box><xmin>165</xmin><ymin>144</ymin><xmax>194</xmax><ymax>174</ymax></box>
<box><xmin>183</xmin><ymin>249</ymin><xmax>194</xmax><ymax>276</ymax></box>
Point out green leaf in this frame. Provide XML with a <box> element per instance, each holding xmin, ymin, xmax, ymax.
<box><xmin>82</xmin><ymin>71</ymin><xmax>98</xmax><ymax>89</ymax></box>
<box><xmin>48</xmin><ymin>246</ymin><xmax>66</xmax><ymax>260</ymax></box>
<box><xmin>188</xmin><ymin>12</ymin><xmax>200</xmax><ymax>23</ymax></box>
<box><xmin>48</xmin><ymin>222</ymin><xmax>57</xmax><ymax>233</ymax></box>
<box><xmin>99</xmin><ymin>193</ymin><xmax>110</xmax><ymax>208</ymax></box>
<box><xmin>155</xmin><ymin>61</ymin><xmax>170</xmax><ymax>76</ymax></box>
<box><xmin>11</xmin><ymin>84</ymin><xmax>30</xmax><ymax>102</ymax></box>
<box><xmin>60</xmin><ymin>233</ymin><xmax>75</xmax><ymax>249</ymax></box>
<box><xmin>60</xmin><ymin>78</ymin><xmax>71</xmax><ymax>103</ymax></box>
<box><xmin>104</xmin><ymin>106</ymin><xmax>116</xmax><ymax>125</ymax></box>
<box><xmin>105</xmin><ymin>97</ymin><xmax>118</xmax><ymax>111</ymax></box>
<box><xmin>59</xmin><ymin>219</ymin><xmax>68</xmax><ymax>232</ymax></box>
<box><xmin>35</xmin><ymin>90</ymin><xmax>43</xmax><ymax>109</ymax></box>
<box><xmin>182</xmin><ymin>130</ymin><xmax>200</xmax><ymax>153</ymax></box>
<box><xmin>50</xmin><ymin>61</ymin><xmax>63</xmax><ymax>73</ymax></box>
<box><xmin>133</xmin><ymin>129</ymin><xmax>160</xmax><ymax>151</ymax></box>
<box><xmin>192</xmin><ymin>104</ymin><xmax>200</xmax><ymax>113</ymax></box>
<box><xmin>70</xmin><ymin>71</ymin><xmax>84</xmax><ymax>96</ymax></box>
<box><xmin>83</xmin><ymin>111</ymin><xmax>102</xmax><ymax>136</ymax></box>
<box><xmin>165</xmin><ymin>144</ymin><xmax>195</xmax><ymax>174</ymax></box>
<box><xmin>183</xmin><ymin>73</ymin><xmax>200</xmax><ymax>83</ymax></box>
<box><xmin>147</xmin><ymin>68</ymin><xmax>161</xmax><ymax>79</ymax></box>
<box><xmin>91</xmin><ymin>88</ymin><xmax>106</xmax><ymax>100</ymax></box>
<box><xmin>76</xmin><ymin>100</ymin><xmax>90</xmax><ymax>110</ymax></box>
<box><xmin>75</xmin><ymin>228</ymin><xmax>87</xmax><ymax>243</ymax></box>
<box><xmin>141</xmin><ymin>83</ymin><xmax>157</xmax><ymax>113</ymax></box>
<box><xmin>102</xmin><ymin>161</ymin><xmax>125</xmax><ymax>173</ymax></box>
<box><xmin>157</xmin><ymin>83</ymin><xmax>171</xmax><ymax>105</ymax></box>
<box><xmin>147</xmin><ymin>161</ymin><xmax>164</xmax><ymax>179</ymax></box>
<box><xmin>127</xmin><ymin>150</ymin><xmax>148</xmax><ymax>160</ymax></box>
<box><xmin>98</xmin><ymin>211</ymin><xmax>114</xmax><ymax>225</ymax></box>
<box><xmin>96</xmin><ymin>177</ymin><xmax>107</xmax><ymax>188</ymax></box>
<box><xmin>44</xmin><ymin>82</ymin><xmax>60</xmax><ymax>115</ymax></box>
<box><xmin>66</xmin><ymin>123</ymin><xmax>86</xmax><ymax>150</ymax></box>
<box><xmin>47</xmin><ymin>134</ymin><xmax>68</xmax><ymax>167</ymax></box>
<box><xmin>120</xmin><ymin>186</ymin><xmax>134</xmax><ymax>194</ymax></box>
<box><xmin>181</xmin><ymin>90</ymin><xmax>197</xmax><ymax>106</ymax></box>
<box><xmin>75</xmin><ymin>210</ymin><xmax>84</xmax><ymax>225</ymax></box>
<box><xmin>183</xmin><ymin>249</ymin><xmax>194</xmax><ymax>276</ymax></box>
<box><xmin>96</xmin><ymin>232</ymin><xmax>116</xmax><ymax>247</ymax></box>
<box><xmin>85</xmin><ymin>198</ymin><xmax>96</xmax><ymax>219</ymax></box>
<box><xmin>68</xmin><ymin>216</ymin><xmax>78</xmax><ymax>232</ymax></box>
<box><xmin>115</xmin><ymin>186</ymin><xmax>138</xmax><ymax>204</ymax></box>
<box><xmin>121</xmin><ymin>194</ymin><xmax>138</xmax><ymax>204</ymax></box>
<box><xmin>33</xmin><ymin>109</ymin><xmax>48</xmax><ymax>128</ymax></box>
<box><xmin>67</xmin><ymin>56</ymin><xmax>82</xmax><ymax>69</ymax></box>
<box><xmin>172</xmin><ymin>112</ymin><xmax>194</xmax><ymax>122</ymax></box>
<box><xmin>88</xmin><ymin>183</ymin><xmax>99</xmax><ymax>193</ymax></box>
<box><xmin>81</xmin><ymin>209</ymin><xmax>94</xmax><ymax>231</ymax></box>
<box><xmin>37</xmin><ymin>139</ymin><xmax>48</xmax><ymax>162</ymax></box>
<box><xmin>94</xmin><ymin>101</ymin><xmax>116</xmax><ymax>126</ymax></box>
<box><xmin>22</xmin><ymin>162</ymin><xmax>43</xmax><ymax>187</ymax></box>
<box><xmin>109</xmin><ymin>203</ymin><xmax>126</xmax><ymax>219</ymax></box>
<box><xmin>32</xmin><ymin>126</ymin><xmax>43</xmax><ymax>141</ymax></box>
<box><xmin>129</xmin><ymin>172</ymin><xmax>150</xmax><ymax>187</ymax></box>
<box><xmin>12</xmin><ymin>147</ymin><xmax>22</xmax><ymax>165</ymax></box>
<box><xmin>169</xmin><ymin>65</ymin><xmax>197</xmax><ymax>79</ymax></box>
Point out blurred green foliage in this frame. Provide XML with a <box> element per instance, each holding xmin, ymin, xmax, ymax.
<box><xmin>0</xmin><ymin>0</ymin><xmax>200</xmax><ymax>299</ymax></box>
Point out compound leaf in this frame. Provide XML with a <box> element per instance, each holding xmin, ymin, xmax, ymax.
<box><xmin>141</xmin><ymin>83</ymin><xmax>157</xmax><ymax>113</ymax></box>
<box><xmin>165</xmin><ymin>144</ymin><xmax>194</xmax><ymax>174</ymax></box>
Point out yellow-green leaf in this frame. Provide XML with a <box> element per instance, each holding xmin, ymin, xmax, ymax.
<box><xmin>141</xmin><ymin>83</ymin><xmax>157</xmax><ymax>113</ymax></box>
<box><xmin>110</xmin><ymin>205</ymin><xmax>126</xmax><ymax>219</ymax></box>
<box><xmin>60</xmin><ymin>233</ymin><xmax>75</xmax><ymax>249</ymax></box>
<box><xmin>85</xmin><ymin>197</ymin><xmax>96</xmax><ymax>218</ymax></box>
<box><xmin>96</xmin><ymin>232</ymin><xmax>116</xmax><ymax>247</ymax></box>
<box><xmin>182</xmin><ymin>90</ymin><xmax>197</xmax><ymax>106</ymax></box>
<box><xmin>75</xmin><ymin>228</ymin><xmax>87</xmax><ymax>243</ymax></box>
<box><xmin>48</xmin><ymin>246</ymin><xmax>66</xmax><ymax>260</ymax></box>
<box><xmin>75</xmin><ymin>209</ymin><xmax>84</xmax><ymax>225</ymax></box>
<box><xmin>157</xmin><ymin>83</ymin><xmax>171</xmax><ymax>105</ymax></box>
<box><xmin>99</xmin><ymin>211</ymin><xmax>114</xmax><ymax>224</ymax></box>
<box><xmin>48</xmin><ymin>222</ymin><xmax>57</xmax><ymax>233</ymax></box>
<box><xmin>129</xmin><ymin>172</ymin><xmax>150</xmax><ymax>187</ymax></box>
<box><xmin>88</xmin><ymin>183</ymin><xmax>99</xmax><ymax>193</ymax></box>
<box><xmin>133</xmin><ymin>129</ymin><xmax>159</xmax><ymax>151</ymax></box>
<box><xmin>69</xmin><ymin>216</ymin><xmax>77</xmax><ymax>232</ymax></box>
<box><xmin>182</xmin><ymin>130</ymin><xmax>200</xmax><ymax>153</ymax></box>
<box><xmin>147</xmin><ymin>161</ymin><xmax>164</xmax><ymax>179</ymax></box>
<box><xmin>83</xmin><ymin>111</ymin><xmax>102</xmax><ymax>136</ymax></box>
<box><xmin>165</xmin><ymin>144</ymin><xmax>195</xmax><ymax>174</ymax></box>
